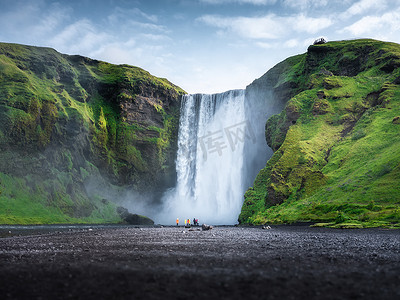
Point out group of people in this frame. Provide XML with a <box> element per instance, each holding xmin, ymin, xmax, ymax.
<box><xmin>176</xmin><ymin>218</ymin><xmax>199</xmax><ymax>226</ymax></box>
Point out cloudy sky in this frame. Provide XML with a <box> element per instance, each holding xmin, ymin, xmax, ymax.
<box><xmin>1</xmin><ymin>0</ymin><xmax>399</xmax><ymax>93</ymax></box>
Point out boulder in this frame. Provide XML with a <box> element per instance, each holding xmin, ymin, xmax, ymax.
<box><xmin>117</xmin><ymin>207</ymin><xmax>154</xmax><ymax>225</ymax></box>
<box><xmin>201</xmin><ymin>224</ymin><xmax>213</xmax><ymax>231</ymax></box>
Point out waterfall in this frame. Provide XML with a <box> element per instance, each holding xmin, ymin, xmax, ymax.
<box><xmin>156</xmin><ymin>88</ymin><xmax>274</xmax><ymax>225</ymax></box>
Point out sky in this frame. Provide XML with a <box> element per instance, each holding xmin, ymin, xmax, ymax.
<box><xmin>0</xmin><ymin>0</ymin><xmax>399</xmax><ymax>94</ymax></box>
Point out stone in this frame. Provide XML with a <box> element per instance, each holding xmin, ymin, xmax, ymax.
<box><xmin>117</xmin><ymin>206</ymin><xmax>154</xmax><ymax>225</ymax></box>
<box><xmin>313</xmin><ymin>38</ymin><xmax>326</xmax><ymax>45</ymax></box>
<box><xmin>202</xmin><ymin>224</ymin><xmax>213</xmax><ymax>231</ymax></box>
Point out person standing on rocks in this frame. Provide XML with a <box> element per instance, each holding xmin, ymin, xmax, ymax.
<box><xmin>176</xmin><ymin>218</ymin><xmax>179</xmax><ymax>226</ymax></box>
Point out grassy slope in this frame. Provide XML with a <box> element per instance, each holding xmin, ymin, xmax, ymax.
<box><xmin>0</xmin><ymin>43</ymin><xmax>185</xmax><ymax>224</ymax></box>
<box><xmin>240</xmin><ymin>39</ymin><xmax>400</xmax><ymax>228</ymax></box>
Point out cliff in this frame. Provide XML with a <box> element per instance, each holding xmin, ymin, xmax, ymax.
<box><xmin>0</xmin><ymin>43</ymin><xmax>185</xmax><ymax>224</ymax></box>
<box><xmin>240</xmin><ymin>39</ymin><xmax>400</xmax><ymax>228</ymax></box>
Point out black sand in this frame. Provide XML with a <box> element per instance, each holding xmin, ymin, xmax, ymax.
<box><xmin>0</xmin><ymin>225</ymin><xmax>399</xmax><ymax>299</ymax></box>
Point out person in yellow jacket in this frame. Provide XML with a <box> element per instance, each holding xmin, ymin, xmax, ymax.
<box><xmin>184</xmin><ymin>219</ymin><xmax>187</xmax><ymax>226</ymax></box>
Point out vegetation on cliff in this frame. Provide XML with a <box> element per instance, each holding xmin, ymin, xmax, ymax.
<box><xmin>0</xmin><ymin>43</ymin><xmax>185</xmax><ymax>224</ymax></box>
<box><xmin>240</xmin><ymin>39</ymin><xmax>400</xmax><ymax>228</ymax></box>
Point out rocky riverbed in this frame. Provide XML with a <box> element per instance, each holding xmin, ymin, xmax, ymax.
<box><xmin>0</xmin><ymin>225</ymin><xmax>399</xmax><ymax>299</ymax></box>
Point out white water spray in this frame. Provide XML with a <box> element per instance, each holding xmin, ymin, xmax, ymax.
<box><xmin>156</xmin><ymin>89</ymin><xmax>273</xmax><ymax>225</ymax></box>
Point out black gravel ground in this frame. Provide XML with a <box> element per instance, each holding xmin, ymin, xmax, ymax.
<box><xmin>0</xmin><ymin>225</ymin><xmax>399</xmax><ymax>300</ymax></box>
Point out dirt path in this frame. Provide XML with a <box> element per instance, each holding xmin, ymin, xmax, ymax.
<box><xmin>0</xmin><ymin>225</ymin><xmax>399</xmax><ymax>299</ymax></box>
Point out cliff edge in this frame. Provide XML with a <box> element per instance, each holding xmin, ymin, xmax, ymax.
<box><xmin>240</xmin><ymin>39</ymin><xmax>400</xmax><ymax>228</ymax></box>
<box><xmin>0</xmin><ymin>43</ymin><xmax>185</xmax><ymax>224</ymax></box>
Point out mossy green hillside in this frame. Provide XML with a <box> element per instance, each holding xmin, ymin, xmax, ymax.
<box><xmin>0</xmin><ymin>43</ymin><xmax>185</xmax><ymax>224</ymax></box>
<box><xmin>240</xmin><ymin>39</ymin><xmax>400</xmax><ymax>228</ymax></box>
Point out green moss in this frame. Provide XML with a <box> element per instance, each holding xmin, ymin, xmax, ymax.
<box><xmin>241</xmin><ymin>39</ymin><xmax>400</xmax><ymax>228</ymax></box>
<box><xmin>0</xmin><ymin>42</ymin><xmax>185</xmax><ymax>224</ymax></box>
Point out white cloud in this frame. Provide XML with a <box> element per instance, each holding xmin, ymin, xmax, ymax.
<box><xmin>132</xmin><ymin>8</ymin><xmax>158</xmax><ymax>23</ymax></box>
<box><xmin>106</xmin><ymin>7</ymin><xmax>168</xmax><ymax>37</ymax></box>
<box><xmin>341</xmin><ymin>0</ymin><xmax>386</xmax><ymax>19</ymax></box>
<box><xmin>200</xmin><ymin>0</ymin><xmax>277</xmax><ymax>5</ymax></box>
<box><xmin>295</xmin><ymin>14</ymin><xmax>333</xmax><ymax>34</ymax></box>
<box><xmin>283</xmin><ymin>0</ymin><xmax>329</xmax><ymax>10</ymax></box>
<box><xmin>4</xmin><ymin>0</ymin><xmax>399</xmax><ymax>95</ymax></box>
<box><xmin>343</xmin><ymin>16</ymin><xmax>382</xmax><ymax>35</ymax></box>
<box><xmin>284</xmin><ymin>39</ymin><xmax>299</xmax><ymax>48</ymax></box>
<box><xmin>175</xmin><ymin>58</ymin><xmax>257</xmax><ymax>93</ymax></box>
<box><xmin>140</xmin><ymin>33</ymin><xmax>171</xmax><ymax>41</ymax></box>
<box><xmin>0</xmin><ymin>1</ymin><xmax>72</xmax><ymax>42</ymax></box>
<box><xmin>256</xmin><ymin>41</ymin><xmax>274</xmax><ymax>49</ymax></box>
<box><xmin>49</xmin><ymin>19</ymin><xmax>111</xmax><ymax>54</ymax></box>
<box><xmin>198</xmin><ymin>13</ymin><xmax>332</xmax><ymax>39</ymax></box>
<box><xmin>32</xmin><ymin>3</ymin><xmax>72</xmax><ymax>36</ymax></box>
<box><xmin>199</xmin><ymin>14</ymin><xmax>285</xmax><ymax>39</ymax></box>
<box><xmin>108</xmin><ymin>7</ymin><xmax>158</xmax><ymax>24</ymax></box>
<box><xmin>92</xmin><ymin>45</ymin><xmax>141</xmax><ymax>65</ymax></box>
<box><xmin>256</xmin><ymin>38</ymin><xmax>305</xmax><ymax>49</ymax></box>
<box><xmin>342</xmin><ymin>9</ymin><xmax>400</xmax><ymax>37</ymax></box>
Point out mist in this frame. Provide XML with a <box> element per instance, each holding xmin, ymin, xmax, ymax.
<box><xmin>83</xmin><ymin>83</ymin><xmax>286</xmax><ymax>226</ymax></box>
<box><xmin>153</xmin><ymin>87</ymin><xmax>283</xmax><ymax>225</ymax></box>
<box><xmin>84</xmin><ymin>177</ymin><xmax>159</xmax><ymax>219</ymax></box>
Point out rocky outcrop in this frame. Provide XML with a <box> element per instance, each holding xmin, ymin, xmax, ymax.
<box><xmin>239</xmin><ymin>39</ymin><xmax>400</xmax><ymax>227</ymax></box>
<box><xmin>0</xmin><ymin>43</ymin><xmax>185</xmax><ymax>224</ymax></box>
<box><xmin>117</xmin><ymin>207</ymin><xmax>154</xmax><ymax>225</ymax></box>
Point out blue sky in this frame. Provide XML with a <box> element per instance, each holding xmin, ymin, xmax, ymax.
<box><xmin>1</xmin><ymin>0</ymin><xmax>399</xmax><ymax>93</ymax></box>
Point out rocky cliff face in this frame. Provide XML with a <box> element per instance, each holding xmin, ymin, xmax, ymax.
<box><xmin>239</xmin><ymin>39</ymin><xmax>400</xmax><ymax>228</ymax></box>
<box><xmin>0</xmin><ymin>43</ymin><xmax>185</xmax><ymax>224</ymax></box>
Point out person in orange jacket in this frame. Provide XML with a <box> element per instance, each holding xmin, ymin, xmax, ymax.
<box><xmin>176</xmin><ymin>218</ymin><xmax>179</xmax><ymax>226</ymax></box>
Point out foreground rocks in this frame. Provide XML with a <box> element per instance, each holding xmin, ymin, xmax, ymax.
<box><xmin>117</xmin><ymin>207</ymin><xmax>154</xmax><ymax>225</ymax></box>
<box><xmin>0</xmin><ymin>226</ymin><xmax>399</xmax><ymax>299</ymax></box>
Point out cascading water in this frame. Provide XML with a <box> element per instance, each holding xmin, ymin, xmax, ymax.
<box><xmin>156</xmin><ymin>89</ymin><xmax>274</xmax><ymax>225</ymax></box>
